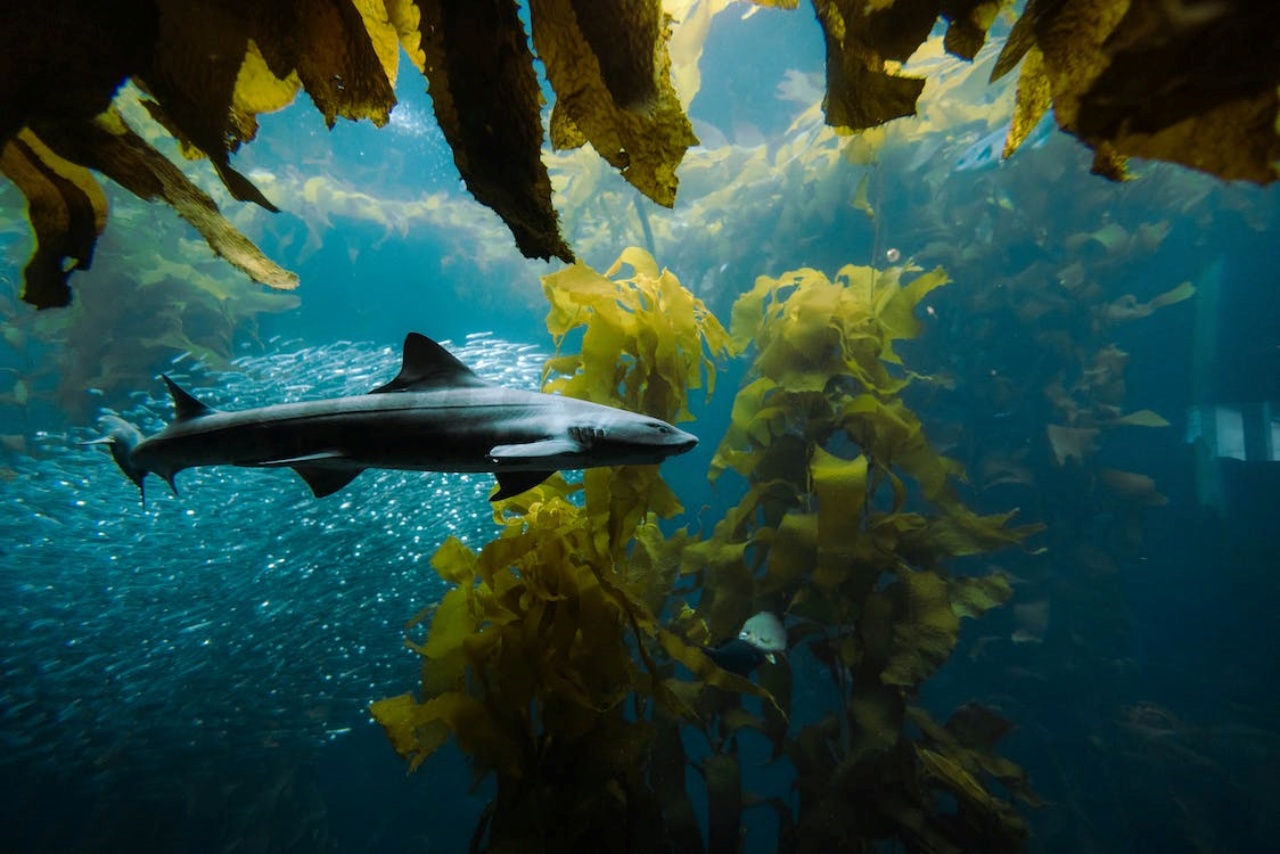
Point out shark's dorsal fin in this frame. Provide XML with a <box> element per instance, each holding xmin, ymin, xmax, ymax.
<box><xmin>369</xmin><ymin>333</ymin><xmax>490</xmax><ymax>394</ymax></box>
<box><xmin>161</xmin><ymin>375</ymin><xmax>216</xmax><ymax>422</ymax></box>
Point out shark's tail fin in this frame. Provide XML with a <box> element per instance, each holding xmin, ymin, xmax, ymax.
<box><xmin>86</xmin><ymin>415</ymin><xmax>148</xmax><ymax>500</ymax></box>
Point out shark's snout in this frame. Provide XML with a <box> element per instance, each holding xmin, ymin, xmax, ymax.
<box><xmin>671</xmin><ymin>427</ymin><xmax>698</xmax><ymax>454</ymax></box>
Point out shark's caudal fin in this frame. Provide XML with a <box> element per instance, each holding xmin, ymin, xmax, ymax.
<box><xmin>87</xmin><ymin>415</ymin><xmax>149</xmax><ymax>500</ymax></box>
<box><xmin>368</xmin><ymin>333</ymin><xmax>492</xmax><ymax>394</ymax></box>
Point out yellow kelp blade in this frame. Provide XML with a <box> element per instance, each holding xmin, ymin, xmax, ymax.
<box><xmin>0</xmin><ymin>130</ymin><xmax>107</xmax><ymax>309</ymax></box>
<box><xmin>412</xmin><ymin>0</ymin><xmax>571</xmax><ymax>262</ymax></box>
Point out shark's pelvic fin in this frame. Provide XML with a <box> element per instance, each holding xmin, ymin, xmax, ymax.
<box><xmin>161</xmin><ymin>375</ymin><xmax>217</xmax><ymax>422</ymax></box>
<box><xmin>293</xmin><ymin>466</ymin><xmax>364</xmax><ymax>498</ymax></box>
<box><xmin>489</xmin><ymin>438</ymin><xmax>583</xmax><ymax>460</ymax></box>
<box><xmin>491</xmin><ymin>470</ymin><xmax>554</xmax><ymax>501</ymax></box>
<box><xmin>369</xmin><ymin>332</ymin><xmax>492</xmax><ymax>394</ymax></box>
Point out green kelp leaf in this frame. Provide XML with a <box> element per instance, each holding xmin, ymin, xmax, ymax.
<box><xmin>650</xmin><ymin>718</ymin><xmax>704</xmax><ymax>850</ymax></box>
<box><xmin>370</xmin><ymin>693</ymin><xmax>452</xmax><ymax>771</ymax></box>
<box><xmin>948</xmin><ymin>571</ymin><xmax>1012</xmax><ymax>620</ymax></box>
<box><xmin>873</xmin><ymin>265</ymin><xmax>950</xmax><ymax>362</ymax></box>
<box><xmin>765</xmin><ymin>510</ymin><xmax>818</xmax><ymax>595</ymax></box>
<box><xmin>1005</xmin><ymin>45</ymin><xmax>1051</xmax><ymax>158</ymax></box>
<box><xmin>0</xmin><ymin>130</ymin><xmax>107</xmax><ymax>308</ymax></box>
<box><xmin>811</xmin><ymin>0</ymin><xmax>927</xmax><ymax>131</ymax></box>
<box><xmin>1075</xmin><ymin>1</ymin><xmax>1280</xmax><ymax>183</ymax></box>
<box><xmin>430</xmin><ymin>535</ymin><xmax>478</xmax><ymax>585</ymax></box>
<box><xmin>543</xmin><ymin>249</ymin><xmax>728</xmax><ymax>430</ymax></box>
<box><xmin>909</xmin><ymin>704</ymin><xmax>1043</xmax><ymax>808</ymax></box>
<box><xmin>704</xmin><ymin>752</ymin><xmax>744</xmax><ymax>854</ymax></box>
<box><xmin>412</xmin><ymin>0</ymin><xmax>570</xmax><ymax>262</ymax></box>
<box><xmin>530</xmin><ymin>0</ymin><xmax>697</xmax><ymax>207</ymax></box>
<box><xmin>918</xmin><ymin>747</ymin><xmax>1004</xmax><ymax>813</ymax></box>
<box><xmin>811</xmin><ymin>445</ymin><xmax>869</xmax><ymax>546</ymax></box>
<box><xmin>710</xmin><ymin>376</ymin><xmax>776</xmax><ymax>481</ymax></box>
<box><xmin>881</xmin><ymin>569</ymin><xmax>960</xmax><ymax>688</ymax></box>
<box><xmin>847</xmin><ymin>682</ymin><xmax>905</xmax><ymax>762</ymax></box>
<box><xmin>422</xmin><ymin>586</ymin><xmax>476</xmax><ymax>660</ymax></box>
<box><xmin>911</xmin><ymin>507</ymin><xmax>1041</xmax><ymax>560</ymax></box>
<box><xmin>728</xmin><ymin>274</ymin><xmax>776</xmax><ymax>353</ymax></box>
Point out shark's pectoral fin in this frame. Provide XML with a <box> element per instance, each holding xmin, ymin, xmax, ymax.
<box><xmin>491</xmin><ymin>470</ymin><xmax>554</xmax><ymax>501</ymax></box>
<box><xmin>293</xmin><ymin>466</ymin><xmax>364</xmax><ymax>498</ymax></box>
<box><xmin>489</xmin><ymin>439</ymin><xmax>582</xmax><ymax>460</ymax></box>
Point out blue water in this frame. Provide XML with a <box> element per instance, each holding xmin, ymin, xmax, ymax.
<box><xmin>3</xmin><ymin>7</ymin><xmax>1280</xmax><ymax>853</ymax></box>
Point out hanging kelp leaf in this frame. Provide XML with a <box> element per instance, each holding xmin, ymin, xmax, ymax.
<box><xmin>810</xmin><ymin>0</ymin><xmax>927</xmax><ymax>131</ymax></box>
<box><xmin>941</xmin><ymin>0</ymin><xmax>1004</xmax><ymax>61</ymax></box>
<box><xmin>0</xmin><ymin>1</ymin><xmax>154</xmax><ymax>144</ymax></box>
<box><xmin>1004</xmin><ymin>45</ymin><xmax>1050</xmax><ymax>158</ymax></box>
<box><xmin>570</xmin><ymin>0</ymin><xmax>659</xmax><ymax>111</ymax></box>
<box><xmin>0</xmin><ymin>130</ymin><xmax>107</xmax><ymax>308</ymax></box>
<box><xmin>1006</xmin><ymin>0</ymin><xmax>1280</xmax><ymax>182</ymax></box>
<box><xmin>530</xmin><ymin>0</ymin><xmax>697</xmax><ymax>207</ymax></box>
<box><xmin>40</xmin><ymin>111</ymin><xmax>297</xmax><ymax>291</ymax></box>
<box><xmin>412</xmin><ymin>0</ymin><xmax>571</xmax><ymax>262</ymax></box>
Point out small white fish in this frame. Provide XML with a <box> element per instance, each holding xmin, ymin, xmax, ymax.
<box><xmin>738</xmin><ymin>611</ymin><xmax>787</xmax><ymax>662</ymax></box>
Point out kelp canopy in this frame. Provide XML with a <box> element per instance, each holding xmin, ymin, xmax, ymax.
<box><xmin>1</xmin><ymin>0</ymin><xmax>1277</xmax><ymax>308</ymax></box>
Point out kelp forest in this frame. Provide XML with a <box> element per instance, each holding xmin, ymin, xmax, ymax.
<box><xmin>1</xmin><ymin>1</ymin><xmax>1278</xmax><ymax>852</ymax></box>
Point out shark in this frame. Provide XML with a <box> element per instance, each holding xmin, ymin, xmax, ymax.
<box><xmin>95</xmin><ymin>332</ymin><xmax>699</xmax><ymax>502</ymax></box>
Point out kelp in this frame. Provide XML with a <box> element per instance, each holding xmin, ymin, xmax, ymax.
<box><xmin>373</xmin><ymin>250</ymin><xmax>1037</xmax><ymax>850</ymax></box>
<box><xmin>4</xmin><ymin>1</ymin><xmax>1273</xmax><ymax>306</ymax></box>
<box><xmin>0</xmin><ymin>131</ymin><xmax>107</xmax><ymax>309</ymax></box>
<box><xmin>995</xmin><ymin>0</ymin><xmax>1280</xmax><ymax>181</ymax></box>
<box><xmin>531</xmin><ymin>0</ymin><xmax>697</xmax><ymax>209</ymax></box>
<box><xmin>408</xmin><ymin>0</ymin><xmax>571</xmax><ymax>262</ymax></box>
<box><xmin>373</xmin><ymin>249</ymin><xmax>743</xmax><ymax>850</ymax></box>
<box><xmin>691</xmin><ymin>260</ymin><xmax>1038</xmax><ymax>850</ymax></box>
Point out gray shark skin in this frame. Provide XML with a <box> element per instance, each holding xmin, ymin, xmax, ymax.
<box><xmin>96</xmin><ymin>333</ymin><xmax>698</xmax><ymax>502</ymax></box>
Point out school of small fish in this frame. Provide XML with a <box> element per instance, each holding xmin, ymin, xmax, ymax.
<box><xmin>0</xmin><ymin>333</ymin><xmax>546</xmax><ymax>795</ymax></box>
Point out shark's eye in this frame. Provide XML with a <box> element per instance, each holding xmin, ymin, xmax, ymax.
<box><xmin>648</xmin><ymin>422</ymin><xmax>673</xmax><ymax>434</ymax></box>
